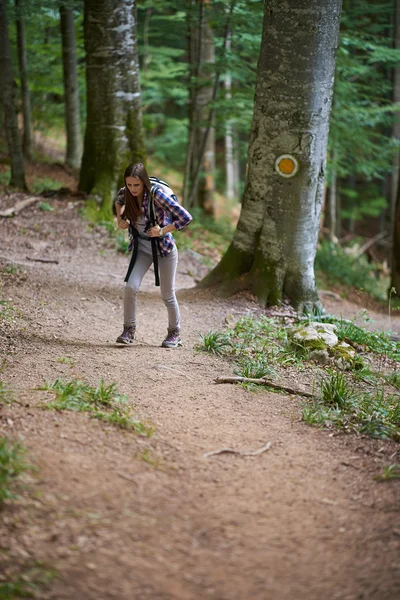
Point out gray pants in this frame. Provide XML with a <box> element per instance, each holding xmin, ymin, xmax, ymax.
<box><xmin>124</xmin><ymin>249</ymin><xmax>180</xmax><ymax>330</ymax></box>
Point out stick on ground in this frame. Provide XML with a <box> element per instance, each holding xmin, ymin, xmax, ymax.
<box><xmin>214</xmin><ymin>376</ymin><xmax>316</xmax><ymax>398</ymax></box>
<box><xmin>204</xmin><ymin>441</ymin><xmax>271</xmax><ymax>458</ymax></box>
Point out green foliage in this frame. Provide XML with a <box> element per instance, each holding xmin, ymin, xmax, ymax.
<box><xmin>0</xmin><ymin>382</ymin><xmax>14</xmax><ymax>405</ymax></box>
<box><xmin>39</xmin><ymin>378</ymin><xmax>153</xmax><ymax>436</ymax></box>
<box><xmin>315</xmin><ymin>241</ymin><xmax>389</xmax><ymax>301</ymax></box>
<box><xmin>137</xmin><ymin>0</ymin><xmax>263</xmax><ymax>171</ymax></box>
<box><xmin>179</xmin><ymin>207</ymin><xmax>234</xmax><ymax>257</ymax></box>
<box><xmin>234</xmin><ymin>357</ymin><xmax>276</xmax><ymax>380</ymax></box>
<box><xmin>320</xmin><ymin>372</ymin><xmax>356</xmax><ymax>410</ymax></box>
<box><xmin>375</xmin><ymin>463</ymin><xmax>400</xmax><ymax>480</ymax></box>
<box><xmin>385</xmin><ymin>371</ymin><xmax>400</xmax><ymax>390</ymax></box>
<box><xmin>37</xmin><ymin>201</ymin><xmax>53</xmax><ymax>212</ymax></box>
<box><xmin>0</xmin><ymin>437</ymin><xmax>33</xmax><ymax>504</ymax></box>
<box><xmin>196</xmin><ymin>331</ymin><xmax>231</xmax><ymax>356</ymax></box>
<box><xmin>56</xmin><ymin>356</ymin><xmax>74</xmax><ymax>367</ymax></box>
<box><xmin>199</xmin><ymin>311</ymin><xmax>400</xmax><ymax>441</ymax></box>
<box><xmin>0</xmin><ymin>564</ymin><xmax>57</xmax><ymax>599</ymax></box>
<box><xmin>0</xmin><ymin>298</ymin><xmax>16</xmax><ymax>322</ymax></box>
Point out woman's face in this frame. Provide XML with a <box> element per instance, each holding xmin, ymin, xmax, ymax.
<box><xmin>126</xmin><ymin>176</ymin><xmax>144</xmax><ymax>197</ymax></box>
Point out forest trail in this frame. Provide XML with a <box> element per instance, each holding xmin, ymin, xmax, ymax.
<box><xmin>1</xmin><ymin>194</ymin><xmax>400</xmax><ymax>600</ymax></box>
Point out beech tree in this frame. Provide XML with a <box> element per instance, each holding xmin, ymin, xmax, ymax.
<box><xmin>15</xmin><ymin>0</ymin><xmax>33</xmax><ymax>161</ymax></box>
<box><xmin>391</xmin><ymin>190</ymin><xmax>400</xmax><ymax>298</ymax></box>
<box><xmin>200</xmin><ymin>0</ymin><xmax>343</xmax><ymax>311</ymax></box>
<box><xmin>183</xmin><ymin>0</ymin><xmax>216</xmax><ymax>214</ymax></box>
<box><xmin>60</xmin><ymin>0</ymin><xmax>81</xmax><ymax>170</ymax></box>
<box><xmin>79</xmin><ymin>0</ymin><xmax>145</xmax><ymax>216</ymax></box>
<box><xmin>0</xmin><ymin>0</ymin><xmax>27</xmax><ymax>189</ymax></box>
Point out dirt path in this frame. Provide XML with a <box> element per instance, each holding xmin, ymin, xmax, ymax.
<box><xmin>1</xmin><ymin>196</ymin><xmax>400</xmax><ymax>600</ymax></box>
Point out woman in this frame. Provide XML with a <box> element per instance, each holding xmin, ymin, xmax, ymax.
<box><xmin>115</xmin><ymin>163</ymin><xmax>192</xmax><ymax>348</ymax></box>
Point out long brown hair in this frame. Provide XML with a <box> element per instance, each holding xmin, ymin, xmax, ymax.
<box><xmin>123</xmin><ymin>163</ymin><xmax>152</xmax><ymax>224</ymax></box>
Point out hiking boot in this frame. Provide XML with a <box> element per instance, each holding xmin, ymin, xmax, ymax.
<box><xmin>116</xmin><ymin>325</ymin><xmax>136</xmax><ymax>345</ymax></box>
<box><xmin>161</xmin><ymin>328</ymin><xmax>182</xmax><ymax>348</ymax></box>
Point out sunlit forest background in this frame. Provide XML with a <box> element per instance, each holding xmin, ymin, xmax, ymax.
<box><xmin>1</xmin><ymin>0</ymin><xmax>400</xmax><ymax>306</ymax></box>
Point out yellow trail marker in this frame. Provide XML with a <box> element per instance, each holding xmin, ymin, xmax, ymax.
<box><xmin>275</xmin><ymin>154</ymin><xmax>299</xmax><ymax>178</ymax></box>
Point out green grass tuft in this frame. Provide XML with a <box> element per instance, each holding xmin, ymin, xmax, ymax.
<box><xmin>39</xmin><ymin>378</ymin><xmax>153</xmax><ymax>436</ymax></box>
<box><xmin>0</xmin><ymin>437</ymin><xmax>34</xmax><ymax>504</ymax></box>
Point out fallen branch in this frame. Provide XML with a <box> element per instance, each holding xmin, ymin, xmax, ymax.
<box><xmin>117</xmin><ymin>472</ymin><xmax>138</xmax><ymax>485</ymax></box>
<box><xmin>0</xmin><ymin>196</ymin><xmax>39</xmax><ymax>217</ymax></box>
<box><xmin>204</xmin><ymin>441</ymin><xmax>271</xmax><ymax>458</ymax></box>
<box><xmin>26</xmin><ymin>256</ymin><xmax>59</xmax><ymax>264</ymax></box>
<box><xmin>214</xmin><ymin>376</ymin><xmax>316</xmax><ymax>398</ymax></box>
<box><xmin>354</xmin><ymin>231</ymin><xmax>388</xmax><ymax>260</ymax></box>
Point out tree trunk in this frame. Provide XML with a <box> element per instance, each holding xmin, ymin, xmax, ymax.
<box><xmin>391</xmin><ymin>0</ymin><xmax>400</xmax><ymax>237</ymax></box>
<box><xmin>225</xmin><ymin>29</ymin><xmax>239</xmax><ymax>203</ymax></box>
<box><xmin>391</xmin><ymin>185</ymin><xmax>400</xmax><ymax>298</ymax></box>
<box><xmin>0</xmin><ymin>0</ymin><xmax>27</xmax><ymax>189</ymax></box>
<box><xmin>183</xmin><ymin>0</ymin><xmax>216</xmax><ymax>214</ymax></box>
<box><xmin>60</xmin><ymin>2</ymin><xmax>81</xmax><ymax>171</ymax></box>
<box><xmin>200</xmin><ymin>0</ymin><xmax>342</xmax><ymax>312</ymax></box>
<box><xmin>79</xmin><ymin>0</ymin><xmax>145</xmax><ymax>217</ymax></box>
<box><xmin>15</xmin><ymin>0</ymin><xmax>33</xmax><ymax>161</ymax></box>
<box><xmin>328</xmin><ymin>168</ymin><xmax>337</xmax><ymax>242</ymax></box>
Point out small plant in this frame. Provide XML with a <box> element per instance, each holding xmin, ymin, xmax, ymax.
<box><xmin>39</xmin><ymin>378</ymin><xmax>153</xmax><ymax>436</ymax></box>
<box><xmin>374</xmin><ymin>463</ymin><xmax>400</xmax><ymax>481</ymax></box>
<box><xmin>56</xmin><ymin>356</ymin><xmax>74</xmax><ymax>367</ymax></box>
<box><xmin>0</xmin><ymin>437</ymin><xmax>33</xmax><ymax>503</ymax></box>
<box><xmin>2</xmin><ymin>264</ymin><xmax>19</xmax><ymax>275</ymax></box>
<box><xmin>0</xmin><ymin>298</ymin><xmax>15</xmax><ymax>322</ymax></box>
<box><xmin>0</xmin><ymin>382</ymin><xmax>14</xmax><ymax>405</ymax></box>
<box><xmin>320</xmin><ymin>372</ymin><xmax>356</xmax><ymax>410</ymax></box>
<box><xmin>0</xmin><ymin>580</ymin><xmax>35</xmax><ymax>599</ymax></box>
<box><xmin>385</xmin><ymin>370</ymin><xmax>400</xmax><ymax>390</ymax></box>
<box><xmin>0</xmin><ymin>564</ymin><xmax>57</xmax><ymax>599</ymax></box>
<box><xmin>37</xmin><ymin>201</ymin><xmax>53</xmax><ymax>212</ymax></box>
<box><xmin>357</xmin><ymin>389</ymin><xmax>400</xmax><ymax>440</ymax></box>
<box><xmin>196</xmin><ymin>331</ymin><xmax>232</xmax><ymax>356</ymax></box>
<box><xmin>234</xmin><ymin>357</ymin><xmax>276</xmax><ymax>380</ymax></box>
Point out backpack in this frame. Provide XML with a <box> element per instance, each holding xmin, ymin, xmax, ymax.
<box><xmin>149</xmin><ymin>176</ymin><xmax>178</xmax><ymax>203</ymax></box>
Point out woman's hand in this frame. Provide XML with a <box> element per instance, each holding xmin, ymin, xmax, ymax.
<box><xmin>117</xmin><ymin>217</ymin><xmax>129</xmax><ymax>230</ymax></box>
<box><xmin>147</xmin><ymin>225</ymin><xmax>163</xmax><ymax>237</ymax></box>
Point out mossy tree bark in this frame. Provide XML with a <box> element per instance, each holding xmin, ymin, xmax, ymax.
<box><xmin>0</xmin><ymin>0</ymin><xmax>27</xmax><ymax>189</ymax></box>
<box><xmin>200</xmin><ymin>0</ymin><xmax>342</xmax><ymax>312</ymax></box>
<box><xmin>60</xmin><ymin>2</ymin><xmax>81</xmax><ymax>171</ymax></box>
<box><xmin>79</xmin><ymin>0</ymin><xmax>145</xmax><ymax>218</ymax></box>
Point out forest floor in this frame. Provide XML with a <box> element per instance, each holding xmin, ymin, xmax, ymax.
<box><xmin>0</xmin><ymin>184</ymin><xmax>400</xmax><ymax>600</ymax></box>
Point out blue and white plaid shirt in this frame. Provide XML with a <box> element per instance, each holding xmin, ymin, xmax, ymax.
<box><xmin>116</xmin><ymin>184</ymin><xmax>193</xmax><ymax>256</ymax></box>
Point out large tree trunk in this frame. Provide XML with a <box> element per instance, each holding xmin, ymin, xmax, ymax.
<box><xmin>0</xmin><ymin>0</ymin><xmax>27</xmax><ymax>189</ymax></box>
<box><xmin>60</xmin><ymin>2</ymin><xmax>81</xmax><ymax>170</ymax></box>
<box><xmin>200</xmin><ymin>0</ymin><xmax>342</xmax><ymax>311</ymax></box>
<box><xmin>15</xmin><ymin>0</ymin><xmax>33</xmax><ymax>161</ymax></box>
<box><xmin>79</xmin><ymin>0</ymin><xmax>145</xmax><ymax>217</ymax></box>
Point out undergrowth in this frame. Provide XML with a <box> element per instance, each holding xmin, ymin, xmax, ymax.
<box><xmin>0</xmin><ymin>437</ymin><xmax>34</xmax><ymax>504</ymax></box>
<box><xmin>38</xmin><ymin>378</ymin><xmax>153</xmax><ymax>436</ymax></box>
<box><xmin>315</xmin><ymin>240</ymin><xmax>389</xmax><ymax>302</ymax></box>
<box><xmin>196</xmin><ymin>312</ymin><xmax>400</xmax><ymax>442</ymax></box>
<box><xmin>0</xmin><ymin>564</ymin><xmax>57</xmax><ymax>599</ymax></box>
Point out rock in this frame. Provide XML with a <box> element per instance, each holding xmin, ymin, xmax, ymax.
<box><xmin>333</xmin><ymin>342</ymin><xmax>356</xmax><ymax>370</ymax></box>
<box><xmin>309</xmin><ymin>349</ymin><xmax>331</xmax><ymax>364</ymax></box>
<box><xmin>290</xmin><ymin>322</ymin><xmax>339</xmax><ymax>349</ymax></box>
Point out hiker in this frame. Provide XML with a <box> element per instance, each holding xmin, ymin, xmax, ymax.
<box><xmin>115</xmin><ymin>163</ymin><xmax>193</xmax><ymax>348</ymax></box>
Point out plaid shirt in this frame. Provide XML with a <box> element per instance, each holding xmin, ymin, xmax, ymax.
<box><xmin>116</xmin><ymin>184</ymin><xmax>192</xmax><ymax>256</ymax></box>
